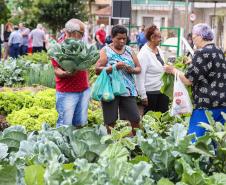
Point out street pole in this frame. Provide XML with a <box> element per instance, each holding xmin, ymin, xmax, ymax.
<box><xmin>185</xmin><ymin>0</ymin><xmax>189</xmax><ymax>37</ymax></box>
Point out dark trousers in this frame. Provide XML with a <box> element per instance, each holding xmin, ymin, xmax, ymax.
<box><xmin>9</xmin><ymin>43</ymin><xmax>20</xmax><ymax>58</ymax></box>
<box><xmin>32</xmin><ymin>47</ymin><xmax>43</xmax><ymax>53</ymax></box>
<box><xmin>20</xmin><ymin>45</ymin><xmax>28</xmax><ymax>55</ymax></box>
<box><xmin>144</xmin><ymin>92</ymin><xmax>169</xmax><ymax>115</ymax></box>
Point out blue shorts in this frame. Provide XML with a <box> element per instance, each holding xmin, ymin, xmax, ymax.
<box><xmin>188</xmin><ymin>108</ymin><xmax>226</xmax><ymax>138</ymax></box>
<box><xmin>56</xmin><ymin>88</ymin><xmax>90</xmax><ymax>127</ymax></box>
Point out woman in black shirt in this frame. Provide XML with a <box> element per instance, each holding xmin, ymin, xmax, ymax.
<box><xmin>3</xmin><ymin>22</ymin><xmax>13</xmax><ymax>60</ymax></box>
<box><xmin>165</xmin><ymin>23</ymin><xmax>226</xmax><ymax>140</ymax></box>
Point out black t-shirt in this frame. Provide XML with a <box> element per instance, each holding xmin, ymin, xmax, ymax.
<box><xmin>185</xmin><ymin>43</ymin><xmax>226</xmax><ymax>109</ymax></box>
<box><xmin>4</xmin><ymin>31</ymin><xmax>11</xmax><ymax>42</ymax></box>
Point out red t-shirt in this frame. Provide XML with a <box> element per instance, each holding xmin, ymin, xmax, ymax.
<box><xmin>96</xmin><ymin>29</ymin><xmax>106</xmax><ymax>44</ymax></box>
<box><xmin>51</xmin><ymin>59</ymin><xmax>89</xmax><ymax>92</ymax></box>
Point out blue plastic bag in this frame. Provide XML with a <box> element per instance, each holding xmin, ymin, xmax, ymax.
<box><xmin>91</xmin><ymin>68</ymin><xmax>115</xmax><ymax>102</ymax></box>
<box><xmin>111</xmin><ymin>65</ymin><xmax>128</xmax><ymax>96</ymax></box>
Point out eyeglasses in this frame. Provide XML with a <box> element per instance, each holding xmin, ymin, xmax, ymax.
<box><xmin>75</xmin><ymin>30</ymin><xmax>84</xmax><ymax>36</ymax></box>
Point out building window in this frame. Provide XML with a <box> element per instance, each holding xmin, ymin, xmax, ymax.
<box><xmin>143</xmin><ymin>17</ymin><xmax>154</xmax><ymax>26</ymax></box>
<box><xmin>161</xmin><ymin>17</ymin><xmax>165</xmax><ymax>27</ymax></box>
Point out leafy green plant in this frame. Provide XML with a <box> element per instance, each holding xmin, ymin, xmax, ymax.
<box><xmin>0</xmin><ymin>91</ymin><xmax>34</xmax><ymax>115</ymax></box>
<box><xmin>19</xmin><ymin>52</ymin><xmax>50</xmax><ymax>64</ymax></box>
<box><xmin>48</xmin><ymin>39</ymin><xmax>99</xmax><ymax>73</ymax></box>
<box><xmin>161</xmin><ymin>56</ymin><xmax>192</xmax><ymax>100</ymax></box>
<box><xmin>23</xmin><ymin>64</ymin><xmax>55</xmax><ymax>88</ymax></box>
<box><xmin>0</xmin><ymin>59</ymin><xmax>27</xmax><ymax>86</ymax></box>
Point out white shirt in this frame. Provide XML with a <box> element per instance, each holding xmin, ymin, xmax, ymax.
<box><xmin>135</xmin><ymin>43</ymin><xmax>165</xmax><ymax>99</ymax></box>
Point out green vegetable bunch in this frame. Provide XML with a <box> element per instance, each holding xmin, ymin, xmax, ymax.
<box><xmin>48</xmin><ymin>38</ymin><xmax>99</xmax><ymax>73</ymax></box>
<box><xmin>161</xmin><ymin>56</ymin><xmax>192</xmax><ymax>100</ymax></box>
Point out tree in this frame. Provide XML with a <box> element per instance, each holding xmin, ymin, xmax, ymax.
<box><xmin>0</xmin><ymin>0</ymin><xmax>11</xmax><ymax>24</ymax></box>
<box><xmin>35</xmin><ymin>0</ymin><xmax>89</xmax><ymax>31</ymax></box>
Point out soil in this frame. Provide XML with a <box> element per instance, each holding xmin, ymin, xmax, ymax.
<box><xmin>0</xmin><ymin>85</ymin><xmax>47</xmax><ymax>93</ymax></box>
<box><xmin>0</xmin><ymin>115</ymin><xmax>9</xmax><ymax>131</ymax></box>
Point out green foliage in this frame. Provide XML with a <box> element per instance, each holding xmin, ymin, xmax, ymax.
<box><xmin>161</xmin><ymin>56</ymin><xmax>192</xmax><ymax>100</ymax></box>
<box><xmin>35</xmin><ymin>0</ymin><xmax>88</xmax><ymax>31</ymax></box>
<box><xmin>6</xmin><ymin>106</ymin><xmax>57</xmax><ymax>131</ymax></box>
<box><xmin>142</xmin><ymin>111</ymin><xmax>188</xmax><ymax>135</ymax></box>
<box><xmin>23</xmin><ymin>64</ymin><xmax>55</xmax><ymax>89</ymax></box>
<box><xmin>0</xmin><ymin>59</ymin><xmax>27</xmax><ymax>86</ymax></box>
<box><xmin>48</xmin><ymin>39</ymin><xmax>99</xmax><ymax>73</ymax></box>
<box><xmin>0</xmin><ymin>90</ymin><xmax>34</xmax><ymax>115</ymax></box>
<box><xmin>88</xmin><ymin>100</ymin><xmax>103</xmax><ymax>125</ymax></box>
<box><xmin>19</xmin><ymin>52</ymin><xmax>50</xmax><ymax>64</ymax></box>
<box><xmin>0</xmin><ymin>165</ymin><xmax>17</xmax><ymax>185</ymax></box>
<box><xmin>24</xmin><ymin>165</ymin><xmax>45</xmax><ymax>185</ymax></box>
<box><xmin>0</xmin><ymin>0</ymin><xmax>11</xmax><ymax>24</ymax></box>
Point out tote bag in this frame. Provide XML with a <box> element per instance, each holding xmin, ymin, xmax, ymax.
<box><xmin>171</xmin><ymin>72</ymin><xmax>193</xmax><ymax>116</ymax></box>
<box><xmin>111</xmin><ymin>65</ymin><xmax>127</xmax><ymax>96</ymax></box>
<box><xmin>91</xmin><ymin>68</ymin><xmax>115</xmax><ymax>102</ymax></box>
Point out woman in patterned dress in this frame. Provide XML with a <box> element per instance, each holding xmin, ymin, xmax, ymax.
<box><xmin>164</xmin><ymin>23</ymin><xmax>226</xmax><ymax>139</ymax></box>
<box><xmin>95</xmin><ymin>25</ymin><xmax>141</xmax><ymax>135</ymax></box>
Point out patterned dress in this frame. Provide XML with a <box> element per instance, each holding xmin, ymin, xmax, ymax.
<box><xmin>104</xmin><ymin>45</ymin><xmax>137</xmax><ymax>96</ymax></box>
<box><xmin>185</xmin><ymin>43</ymin><xmax>226</xmax><ymax>109</ymax></box>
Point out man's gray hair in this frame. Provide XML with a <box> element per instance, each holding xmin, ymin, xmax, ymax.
<box><xmin>192</xmin><ymin>23</ymin><xmax>214</xmax><ymax>41</ymax></box>
<box><xmin>65</xmin><ymin>19</ymin><xmax>84</xmax><ymax>33</ymax></box>
<box><xmin>37</xmin><ymin>24</ymin><xmax>42</xmax><ymax>29</ymax></box>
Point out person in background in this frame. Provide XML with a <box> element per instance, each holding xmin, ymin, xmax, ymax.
<box><xmin>164</xmin><ymin>23</ymin><xmax>226</xmax><ymax>139</ymax></box>
<box><xmin>19</xmin><ymin>23</ymin><xmax>30</xmax><ymax>55</ymax></box>
<box><xmin>95</xmin><ymin>25</ymin><xmax>141</xmax><ymax>135</ymax></box>
<box><xmin>136</xmin><ymin>25</ymin><xmax>147</xmax><ymax>50</ymax></box>
<box><xmin>51</xmin><ymin>18</ymin><xmax>90</xmax><ymax>128</ymax></box>
<box><xmin>29</xmin><ymin>23</ymin><xmax>46</xmax><ymax>53</ymax></box>
<box><xmin>95</xmin><ymin>24</ymin><xmax>106</xmax><ymax>49</ymax></box>
<box><xmin>135</xmin><ymin>25</ymin><xmax>169</xmax><ymax>115</ymax></box>
<box><xmin>3</xmin><ymin>22</ymin><xmax>13</xmax><ymax>60</ymax></box>
<box><xmin>8</xmin><ymin>25</ymin><xmax>22</xmax><ymax>59</ymax></box>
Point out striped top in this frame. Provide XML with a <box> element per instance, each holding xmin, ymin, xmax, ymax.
<box><xmin>104</xmin><ymin>45</ymin><xmax>137</xmax><ymax>96</ymax></box>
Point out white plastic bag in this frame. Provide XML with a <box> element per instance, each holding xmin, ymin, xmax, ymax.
<box><xmin>170</xmin><ymin>72</ymin><xmax>193</xmax><ymax>116</ymax></box>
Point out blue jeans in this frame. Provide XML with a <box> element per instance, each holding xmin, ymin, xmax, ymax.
<box><xmin>188</xmin><ymin>108</ymin><xmax>226</xmax><ymax>140</ymax></box>
<box><xmin>9</xmin><ymin>43</ymin><xmax>20</xmax><ymax>58</ymax></box>
<box><xmin>20</xmin><ymin>45</ymin><xmax>28</xmax><ymax>55</ymax></box>
<box><xmin>56</xmin><ymin>88</ymin><xmax>90</xmax><ymax>127</ymax></box>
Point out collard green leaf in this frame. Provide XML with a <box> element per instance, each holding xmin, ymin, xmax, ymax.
<box><xmin>206</xmin><ymin>173</ymin><xmax>226</xmax><ymax>185</ymax></box>
<box><xmin>0</xmin><ymin>143</ymin><xmax>8</xmax><ymax>160</ymax></box>
<box><xmin>0</xmin><ymin>165</ymin><xmax>17</xmax><ymax>185</ymax></box>
<box><xmin>24</xmin><ymin>165</ymin><xmax>45</xmax><ymax>185</ymax></box>
<box><xmin>157</xmin><ymin>178</ymin><xmax>174</xmax><ymax>185</ymax></box>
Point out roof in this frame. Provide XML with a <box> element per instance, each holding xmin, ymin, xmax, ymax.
<box><xmin>95</xmin><ymin>6</ymin><xmax>111</xmax><ymax>16</ymax></box>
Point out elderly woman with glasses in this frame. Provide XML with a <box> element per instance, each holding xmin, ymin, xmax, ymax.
<box><xmin>164</xmin><ymin>23</ymin><xmax>226</xmax><ymax>139</ymax></box>
<box><xmin>135</xmin><ymin>25</ymin><xmax>169</xmax><ymax>115</ymax></box>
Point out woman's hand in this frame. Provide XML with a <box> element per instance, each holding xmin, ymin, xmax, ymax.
<box><xmin>141</xmin><ymin>98</ymin><xmax>148</xmax><ymax>106</ymax></box>
<box><xmin>116</xmin><ymin>61</ymin><xmax>127</xmax><ymax>69</ymax></box>
<box><xmin>164</xmin><ymin>65</ymin><xmax>177</xmax><ymax>75</ymax></box>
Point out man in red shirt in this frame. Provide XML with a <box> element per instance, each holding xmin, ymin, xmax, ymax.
<box><xmin>95</xmin><ymin>24</ymin><xmax>106</xmax><ymax>49</ymax></box>
<box><xmin>51</xmin><ymin>18</ymin><xmax>90</xmax><ymax>127</ymax></box>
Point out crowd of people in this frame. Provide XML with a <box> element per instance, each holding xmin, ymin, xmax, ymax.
<box><xmin>0</xmin><ymin>18</ymin><xmax>225</xmax><ymax>140</ymax></box>
<box><xmin>0</xmin><ymin>22</ymin><xmax>47</xmax><ymax>60</ymax></box>
<box><xmin>51</xmin><ymin>18</ymin><xmax>225</xmax><ymax>139</ymax></box>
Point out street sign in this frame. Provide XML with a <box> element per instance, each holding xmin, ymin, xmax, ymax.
<box><xmin>112</xmin><ymin>0</ymin><xmax>131</xmax><ymax>19</ymax></box>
